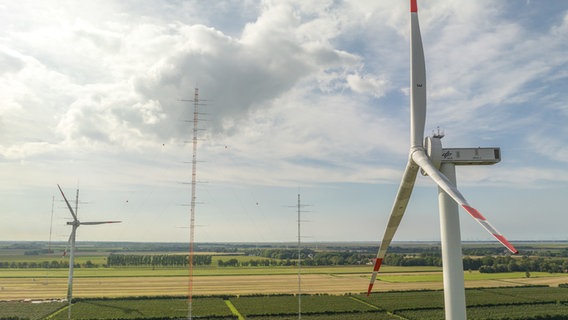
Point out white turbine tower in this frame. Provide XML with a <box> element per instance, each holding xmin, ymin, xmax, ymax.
<box><xmin>367</xmin><ymin>0</ymin><xmax>518</xmax><ymax>318</ymax></box>
<box><xmin>57</xmin><ymin>184</ymin><xmax>121</xmax><ymax>318</ymax></box>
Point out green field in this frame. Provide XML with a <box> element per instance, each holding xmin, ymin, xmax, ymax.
<box><xmin>1</xmin><ymin>286</ymin><xmax>567</xmax><ymax>320</ymax></box>
<box><xmin>48</xmin><ymin>297</ymin><xmax>234</xmax><ymax>320</ymax></box>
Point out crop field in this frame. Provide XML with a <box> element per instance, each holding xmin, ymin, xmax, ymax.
<box><xmin>2</xmin><ymin>265</ymin><xmax>568</xmax><ymax>301</ymax></box>
<box><xmin>48</xmin><ymin>297</ymin><xmax>234</xmax><ymax>320</ymax></box>
<box><xmin>2</xmin><ymin>286</ymin><xmax>567</xmax><ymax>319</ymax></box>
<box><xmin>4</xmin><ymin>267</ymin><xmax>568</xmax><ymax>300</ymax></box>
<box><xmin>0</xmin><ymin>300</ymin><xmax>66</xmax><ymax>320</ymax></box>
<box><xmin>2</xmin><ymin>241</ymin><xmax>568</xmax><ymax>318</ymax></box>
<box><xmin>230</xmin><ymin>294</ymin><xmax>377</xmax><ymax>316</ymax></box>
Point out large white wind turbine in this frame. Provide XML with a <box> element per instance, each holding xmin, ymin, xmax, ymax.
<box><xmin>57</xmin><ymin>184</ymin><xmax>121</xmax><ymax>314</ymax></box>
<box><xmin>367</xmin><ymin>0</ymin><xmax>518</xmax><ymax>298</ymax></box>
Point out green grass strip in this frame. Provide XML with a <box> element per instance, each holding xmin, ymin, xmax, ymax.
<box><xmin>225</xmin><ymin>299</ymin><xmax>245</xmax><ymax>320</ymax></box>
<box><xmin>349</xmin><ymin>296</ymin><xmax>380</xmax><ymax>310</ymax></box>
<box><xmin>45</xmin><ymin>303</ymin><xmax>69</xmax><ymax>320</ymax></box>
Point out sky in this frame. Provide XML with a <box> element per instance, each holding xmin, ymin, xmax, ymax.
<box><xmin>1</xmin><ymin>0</ymin><xmax>567</xmax><ymax>245</ymax></box>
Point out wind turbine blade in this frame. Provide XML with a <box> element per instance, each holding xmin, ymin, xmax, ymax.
<box><xmin>368</xmin><ymin>159</ymin><xmax>419</xmax><ymax>295</ymax></box>
<box><xmin>412</xmin><ymin>150</ymin><xmax>518</xmax><ymax>254</ymax></box>
<box><xmin>368</xmin><ymin>0</ymin><xmax>427</xmax><ymax>297</ymax></box>
<box><xmin>80</xmin><ymin>221</ymin><xmax>122</xmax><ymax>225</ymax></box>
<box><xmin>67</xmin><ymin>228</ymin><xmax>75</xmax><ymax>244</ymax></box>
<box><xmin>410</xmin><ymin>0</ymin><xmax>426</xmax><ymax>149</ymax></box>
<box><xmin>57</xmin><ymin>184</ymin><xmax>78</xmax><ymax>221</ymax></box>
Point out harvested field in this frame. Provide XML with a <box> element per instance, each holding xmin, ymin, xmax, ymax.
<box><xmin>1</xmin><ymin>271</ymin><xmax>567</xmax><ymax>301</ymax></box>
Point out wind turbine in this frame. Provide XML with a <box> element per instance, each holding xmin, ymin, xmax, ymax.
<box><xmin>57</xmin><ymin>184</ymin><xmax>121</xmax><ymax>317</ymax></box>
<box><xmin>367</xmin><ymin>0</ymin><xmax>518</xmax><ymax>317</ymax></box>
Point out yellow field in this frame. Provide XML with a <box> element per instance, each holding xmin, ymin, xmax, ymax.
<box><xmin>1</xmin><ymin>269</ymin><xmax>567</xmax><ymax>301</ymax></box>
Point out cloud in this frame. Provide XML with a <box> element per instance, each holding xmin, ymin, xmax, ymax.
<box><xmin>4</xmin><ymin>0</ymin><xmax>564</xmax><ymax>189</ymax></box>
<box><xmin>132</xmin><ymin>3</ymin><xmax>363</xmax><ymax>137</ymax></box>
<box><xmin>347</xmin><ymin>74</ymin><xmax>390</xmax><ymax>97</ymax></box>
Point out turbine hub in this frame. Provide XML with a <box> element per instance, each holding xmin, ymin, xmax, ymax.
<box><xmin>420</xmin><ymin>136</ymin><xmax>443</xmax><ymax>176</ymax></box>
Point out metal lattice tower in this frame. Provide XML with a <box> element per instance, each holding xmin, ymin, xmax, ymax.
<box><xmin>188</xmin><ymin>88</ymin><xmax>200</xmax><ymax>320</ymax></box>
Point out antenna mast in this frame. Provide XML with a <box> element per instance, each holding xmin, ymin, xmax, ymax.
<box><xmin>292</xmin><ymin>193</ymin><xmax>311</xmax><ymax>320</ymax></box>
<box><xmin>432</xmin><ymin>126</ymin><xmax>445</xmax><ymax>139</ymax></box>
<box><xmin>297</xmin><ymin>194</ymin><xmax>302</xmax><ymax>320</ymax></box>
<box><xmin>185</xmin><ymin>87</ymin><xmax>205</xmax><ymax>320</ymax></box>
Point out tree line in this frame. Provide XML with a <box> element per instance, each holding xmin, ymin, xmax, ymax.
<box><xmin>464</xmin><ymin>256</ymin><xmax>568</xmax><ymax>273</ymax></box>
<box><xmin>238</xmin><ymin>248</ymin><xmax>372</xmax><ymax>266</ymax></box>
<box><xmin>384</xmin><ymin>253</ymin><xmax>568</xmax><ymax>273</ymax></box>
<box><xmin>0</xmin><ymin>260</ymin><xmax>96</xmax><ymax>269</ymax></box>
<box><xmin>106</xmin><ymin>254</ymin><xmax>212</xmax><ymax>267</ymax></box>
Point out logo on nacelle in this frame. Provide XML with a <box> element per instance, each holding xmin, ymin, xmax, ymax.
<box><xmin>442</xmin><ymin>150</ymin><xmax>453</xmax><ymax>159</ymax></box>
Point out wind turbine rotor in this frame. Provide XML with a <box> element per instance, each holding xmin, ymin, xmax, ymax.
<box><xmin>56</xmin><ymin>184</ymin><xmax>122</xmax><ymax>316</ymax></box>
<box><xmin>367</xmin><ymin>0</ymin><xmax>517</xmax><ymax>296</ymax></box>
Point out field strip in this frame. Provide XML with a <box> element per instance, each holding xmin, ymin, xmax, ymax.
<box><xmin>45</xmin><ymin>303</ymin><xmax>68</xmax><ymax>319</ymax></box>
<box><xmin>0</xmin><ymin>266</ymin><xmax>442</xmax><ymax>278</ymax></box>
<box><xmin>349</xmin><ymin>296</ymin><xmax>380</xmax><ymax>310</ymax></box>
<box><xmin>1</xmin><ymin>272</ymin><xmax>566</xmax><ymax>301</ymax></box>
<box><xmin>224</xmin><ymin>299</ymin><xmax>245</xmax><ymax>320</ymax></box>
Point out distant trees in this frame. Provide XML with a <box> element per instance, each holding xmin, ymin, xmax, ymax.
<box><xmin>384</xmin><ymin>254</ymin><xmax>568</xmax><ymax>274</ymax></box>
<box><xmin>236</xmin><ymin>249</ymin><xmax>371</xmax><ymax>267</ymax></box>
<box><xmin>107</xmin><ymin>254</ymin><xmax>212</xmax><ymax>267</ymax></box>
<box><xmin>474</xmin><ymin>256</ymin><xmax>568</xmax><ymax>274</ymax></box>
<box><xmin>0</xmin><ymin>255</ymin><xmax>214</xmax><ymax>269</ymax></box>
<box><xmin>384</xmin><ymin>253</ymin><xmax>442</xmax><ymax>267</ymax></box>
<box><xmin>0</xmin><ymin>260</ymin><xmax>78</xmax><ymax>269</ymax></box>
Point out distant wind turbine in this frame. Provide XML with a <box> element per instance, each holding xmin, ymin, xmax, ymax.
<box><xmin>57</xmin><ymin>184</ymin><xmax>121</xmax><ymax>319</ymax></box>
<box><xmin>367</xmin><ymin>0</ymin><xmax>518</xmax><ymax>317</ymax></box>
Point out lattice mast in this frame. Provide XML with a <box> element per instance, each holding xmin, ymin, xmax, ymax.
<box><xmin>293</xmin><ymin>193</ymin><xmax>311</xmax><ymax>320</ymax></box>
<box><xmin>297</xmin><ymin>194</ymin><xmax>302</xmax><ymax>320</ymax></box>
<box><xmin>188</xmin><ymin>87</ymin><xmax>200</xmax><ymax>320</ymax></box>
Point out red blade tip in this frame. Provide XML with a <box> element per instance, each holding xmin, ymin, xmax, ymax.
<box><xmin>411</xmin><ymin>0</ymin><xmax>417</xmax><ymax>12</ymax></box>
<box><xmin>494</xmin><ymin>234</ymin><xmax>519</xmax><ymax>254</ymax></box>
<box><xmin>367</xmin><ymin>283</ymin><xmax>374</xmax><ymax>296</ymax></box>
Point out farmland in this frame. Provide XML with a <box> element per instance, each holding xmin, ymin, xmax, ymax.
<box><xmin>1</xmin><ymin>286</ymin><xmax>568</xmax><ymax>319</ymax></box>
<box><xmin>1</xmin><ymin>241</ymin><xmax>568</xmax><ymax>319</ymax></box>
